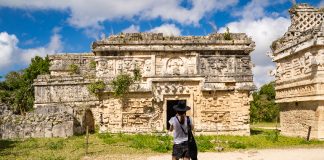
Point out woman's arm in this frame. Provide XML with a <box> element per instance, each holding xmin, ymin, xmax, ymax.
<box><xmin>169</xmin><ymin>125</ymin><xmax>174</xmax><ymax>132</ymax></box>
<box><xmin>190</xmin><ymin>117</ymin><xmax>194</xmax><ymax>130</ymax></box>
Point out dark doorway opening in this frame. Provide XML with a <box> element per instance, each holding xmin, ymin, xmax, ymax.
<box><xmin>167</xmin><ymin>100</ymin><xmax>186</xmax><ymax>130</ymax></box>
<box><xmin>83</xmin><ymin>109</ymin><xmax>95</xmax><ymax>133</ymax></box>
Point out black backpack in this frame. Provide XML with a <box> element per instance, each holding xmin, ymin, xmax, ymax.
<box><xmin>176</xmin><ymin>116</ymin><xmax>198</xmax><ymax>160</ymax></box>
<box><xmin>186</xmin><ymin>116</ymin><xmax>198</xmax><ymax>160</ymax></box>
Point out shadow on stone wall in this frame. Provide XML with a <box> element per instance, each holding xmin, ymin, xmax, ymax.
<box><xmin>82</xmin><ymin>109</ymin><xmax>95</xmax><ymax>133</ymax></box>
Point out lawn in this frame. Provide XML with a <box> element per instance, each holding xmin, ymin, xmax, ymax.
<box><xmin>1</xmin><ymin>129</ymin><xmax>324</xmax><ymax>160</ymax></box>
<box><xmin>251</xmin><ymin>122</ymin><xmax>279</xmax><ymax>128</ymax></box>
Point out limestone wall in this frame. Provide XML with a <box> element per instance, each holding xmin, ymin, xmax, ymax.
<box><xmin>31</xmin><ymin>32</ymin><xmax>255</xmax><ymax>136</ymax></box>
<box><xmin>34</xmin><ymin>75</ymin><xmax>97</xmax><ymax>105</ymax></box>
<box><xmin>93</xmin><ymin>82</ymin><xmax>250</xmax><ymax>135</ymax></box>
<box><xmin>280</xmin><ymin>101</ymin><xmax>324</xmax><ymax>140</ymax></box>
<box><xmin>271</xmin><ymin>4</ymin><xmax>324</xmax><ymax>139</ymax></box>
<box><xmin>0</xmin><ymin>112</ymin><xmax>78</xmax><ymax>139</ymax></box>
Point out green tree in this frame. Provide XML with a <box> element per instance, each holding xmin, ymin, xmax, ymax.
<box><xmin>0</xmin><ymin>56</ymin><xmax>50</xmax><ymax>114</ymax></box>
<box><xmin>250</xmin><ymin>82</ymin><xmax>279</xmax><ymax>123</ymax></box>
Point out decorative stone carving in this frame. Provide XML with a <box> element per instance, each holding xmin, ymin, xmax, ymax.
<box><xmin>272</xmin><ymin>4</ymin><xmax>324</xmax><ymax>140</ymax></box>
<box><xmin>29</xmin><ymin>32</ymin><xmax>255</xmax><ymax>137</ymax></box>
<box><xmin>166</xmin><ymin>57</ymin><xmax>184</xmax><ymax>75</ymax></box>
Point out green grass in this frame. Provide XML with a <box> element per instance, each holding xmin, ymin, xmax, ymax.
<box><xmin>251</xmin><ymin>122</ymin><xmax>279</xmax><ymax>128</ymax></box>
<box><xmin>1</xmin><ymin>129</ymin><xmax>324</xmax><ymax>159</ymax></box>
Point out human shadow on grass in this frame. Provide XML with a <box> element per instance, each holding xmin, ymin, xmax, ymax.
<box><xmin>0</xmin><ymin>139</ymin><xmax>17</xmax><ymax>151</ymax></box>
<box><xmin>250</xmin><ymin>129</ymin><xmax>265</xmax><ymax>135</ymax></box>
<box><xmin>0</xmin><ymin>139</ymin><xmax>18</xmax><ymax>156</ymax></box>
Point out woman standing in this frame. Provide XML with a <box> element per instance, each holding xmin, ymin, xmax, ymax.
<box><xmin>169</xmin><ymin>101</ymin><xmax>194</xmax><ymax>160</ymax></box>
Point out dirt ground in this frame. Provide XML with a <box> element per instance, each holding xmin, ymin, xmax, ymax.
<box><xmin>85</xmin><ymin>148</ymin><xmax>324</xmax><ymax>160</ymax></box>
<box><xmin>147</xmin><ymin>148</ymin><xmax>324</xmax><ymax>160</ymax></box>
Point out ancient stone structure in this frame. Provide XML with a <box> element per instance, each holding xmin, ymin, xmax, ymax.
<box><xmin>32</xmin><ymin>32</ymin><xmax>255</xmax><ymax>136</ymax></box>
<box><xmin>271</xmin><ymin>4</ymin><xmax>324</xmax><ymax>140</ymax></box>
<box><xmin>0</xmin><ymin>103</ymin><xmax>87</xmax><ymax>139</ymax></box>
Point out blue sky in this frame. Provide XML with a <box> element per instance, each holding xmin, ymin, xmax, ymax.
<box><xmin>0</xmin><ymin>0</ymin><xmax>322</xmax><ymax>87</ymax></box>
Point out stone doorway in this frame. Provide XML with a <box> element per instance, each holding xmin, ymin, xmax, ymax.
<box><xmin>83</xmin><ymin>109</ymin><xmax>95</xmax><ymax>133</ymax></box>
<box><xmin>166</xmin><ymin>100</ymin><xmax>186</xmax><ymax>130</ymax></box>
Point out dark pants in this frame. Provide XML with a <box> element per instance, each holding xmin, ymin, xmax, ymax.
<box><xmin>172</xmin><ymin>141</ymin><xmax>189</xmax><ymax>159</ymax></box>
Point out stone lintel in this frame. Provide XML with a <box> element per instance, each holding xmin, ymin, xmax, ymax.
<box><xmin>276</xmin><ymin>96</ymin><xmax>324</xmax><ymax>103</ymax></box>
<box><xmin>273</xmin><ymin>36</ymin><xmax>323</xmax><ymax>61</ymax></box>
<box><xmin>34</xmin><ymin>101</ymin><xmax>99</xmax><ymax>106</ymax></box>
<box><xmin>33</xmin><ymin>76</ymin><xmax>93</xmax><ymax>86</ymax></box>
<box><xmin>202</xmin><ymin>82</ymin><xmax>255</xmax><ymax>91</ymax></box>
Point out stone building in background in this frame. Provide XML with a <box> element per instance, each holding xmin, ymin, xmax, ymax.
<box><xmin>271</xmin><ymin>4</ymin><xmax>324</xmax><ymax>140</ymax></box>
<box><xmin>32</xmin><ymin>32</ymin><xmax>255</xmax><ymax>136</ymax></box>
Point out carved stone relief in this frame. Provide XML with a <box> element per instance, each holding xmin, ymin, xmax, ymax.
<box><xmin>276</xmin><ymin>84</ymin><xmax>316</xmax><ymax>99</ymax></box>
<box><xmin>200</xmin><ymin>55</ymin><xmax>252</xmax><ymax>82</ymax></box>
<box><xmin>166</xmin><ymin>57</ymin><xmax>184</xmax><ymax>75</ymax></box>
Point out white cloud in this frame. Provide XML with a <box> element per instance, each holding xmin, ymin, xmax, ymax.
<box><xmin>0</xmin><ymin>32</ymin><xmax>18</xmax><ymax>68</ymax></box>
<box><xmin>0</xmin><ymin>0</ymin><xmax>238</xmax><ymax>30</ymax></box>
<box><xmin>148</xmin><ymin>24</ymin><xmax>181</xmax><ymax>36</ymax></box>
<box><xmin>120</xmin><ymin>23</ymin><xmax>181</xmax><ymax>36</ymax></box>
<box><xmin>0</xmin><ymin>31</ymin><xmax>63</xmax><ymax>72</ymax></box>
<box><xmin>122</xmin><ymin>25</ymin><xmax>140</xmax><ymax>33</ymax></box>
<box><xmin>232</xmin><ymin>0</ymin><xmax>288</xmax><ymax>20</ymax></box>
<box><xmin>219</xmin><ymin>17</ymin><xmax>290</xmax><ymax>88</ymax></box>
<box><xmin>319</xmin><ymin>0</ymin><xmax>324</xmax><ymax>7</ymax></box>
<box><xmin>218</xmin><ymin>0</ymin><xmax>291</xmax><ymax>88</ymax></box>
<box><xmin>20</xmin><ymin>33</ymin><xmax>62</xmax><ymax>64</ymax></box>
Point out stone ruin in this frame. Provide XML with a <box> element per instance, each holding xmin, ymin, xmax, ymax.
<box><xmin>271</xmin><ymin>4</ymin><xmax>324</xmax><ymax>140</ymax></box>
<box><xmin>0</xmin><ymin>102</ymin><xmax>90</xmax><ymax>139</ymax></box>
<box><xmin>1</xmin><ymin>32</ymin><xmax>255</xmax><ymax>139</ymax></box>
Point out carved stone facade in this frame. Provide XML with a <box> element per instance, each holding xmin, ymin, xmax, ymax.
<box><xmin>34</xmin><ymin>32</ymin><xmax>255</xmax><ymax>136</ymax></box>
<box><xmin>271</xmin><ymin>4</ymin><xmax>324</xmax><ymax>140</ymax></box>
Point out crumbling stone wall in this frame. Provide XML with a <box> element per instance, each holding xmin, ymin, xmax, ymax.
<box><xmin>33</xmin><ymin>32</ymin><xmax>255</xmax><ymax>136</ymax></box>
<box><xmin>271</xmin><ymin>4</ymin><xmax>324</xmax><ymax>140</ymax></box>
<box><xmin>0</xmin><ymin>106</ymin><xmax>82</xmax><ymax>139</ymax></box>
<box><xmin>0</xmin><ymin>102</ymin><xmax>95</xmax><ymax>139</ymax></box>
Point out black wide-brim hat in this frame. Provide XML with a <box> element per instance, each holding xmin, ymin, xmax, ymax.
<box><xmin>173</xmin><ymin>101</ymin><xmax>191</xmax><ymax>111</ymax></box>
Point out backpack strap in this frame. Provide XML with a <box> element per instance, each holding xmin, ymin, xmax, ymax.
<box><xmin>176</xmin><ymin>116</ymin><xmax>188</xmax><ymax>135</ymax></box>
<box><xmin>187</xmin><ymin>116</ymin><xmax>191</xmax><ymax>126</ymax></box>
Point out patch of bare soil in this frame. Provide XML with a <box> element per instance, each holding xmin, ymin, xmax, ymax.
<box><xmin>83</xmin><ymin>148</ymin><xmax>324</xmax><ymax>160</ymax></box>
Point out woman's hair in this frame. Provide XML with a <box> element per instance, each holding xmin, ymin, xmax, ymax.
<box><xmin>177</xmin><ymin>111</ymin><xmax>186</xmax><ymax>125</ymax></box>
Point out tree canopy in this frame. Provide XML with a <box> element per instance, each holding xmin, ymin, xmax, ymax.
<box><xmin>250</xmin><ymin>82</ymin><xmax>279</xmax><ymax>123</ymax></box>
<box><xmin>0</xmin><ymin>56</ymin><xmax>50</xmax><ymax>114</ymax></box>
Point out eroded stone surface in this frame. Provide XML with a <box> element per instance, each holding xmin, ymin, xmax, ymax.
<box><xmin>29</xmin><ymin>32</ymin><xmax>256</xmax><ymax>137</ymax></box>
<box><xmin>271</xmin><ymin>4</ymin><xmax>324</xmax><ymax>140</ymax></box>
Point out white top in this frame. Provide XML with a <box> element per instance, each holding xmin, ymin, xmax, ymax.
<box><xmin>169</xmin><ymin>116</ymin><xmax>192</xmax><ymax>144</ymax></box>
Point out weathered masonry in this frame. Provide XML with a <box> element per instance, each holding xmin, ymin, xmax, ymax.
<box><xmin>271</xmin><ymin>4</ymin><xmax>324</xmax><ymax>140</ymax></box>
<box><xmin>34</xmin><ymin>32</ymin><xmax>255</xmax><ymax>136</ymax></box>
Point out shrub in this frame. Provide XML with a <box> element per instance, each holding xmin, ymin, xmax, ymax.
<box><xmin>111</xmin><ymin>73</ymin><xmax>134</xmax><ymax>98</ymax></box>
<box><xmin>68</xmin><ymin>64</ymin><xmax>79</xmax><ymax>74</ymax></box>
<box><xmin>89</xmin><ymin>60</ymin><xmax>96</xmax><ymax>69</ymax></box>
<box><xmin>266</xmin><ymin>130</ymin><xmax>279</xmax><ymax>142</ymax></box>
<box><xmin>250</xmin><ymin>82</ymin><xmax>279</xmax><ymax>123</ymax></box>
<box><xmin>133</xmin><ymin>68</ymin><xmax>141</xmax><ymax>81</ymax></box>
<box><xmin>223</xmin><ymin>27</ymin><xmax>232</xmax><ymax>40</ymax></box>
<box><xmin>111</xmin><ymin>69</ymin><xmax>142</xmax><ymax>98</ymax></box>
<box><xmin>87</xmin><ymin>80</ymin><xmax>106</xmax><ymax>95</ymax></box>
<box><xmin>0</xmin><ymin>56</ymin><xmax>50</xmax><ymax>114</ymax></box>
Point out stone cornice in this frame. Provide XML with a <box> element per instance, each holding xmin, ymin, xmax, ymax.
<box><xmin>273</xmin><ymin>32</ymin><xmax>324</xmax><ymax>61</ymax></box>
<box><xmin>92</xmin><ymin>33</ymin><xmax>255</xmax><ymax>54</ymax></box>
